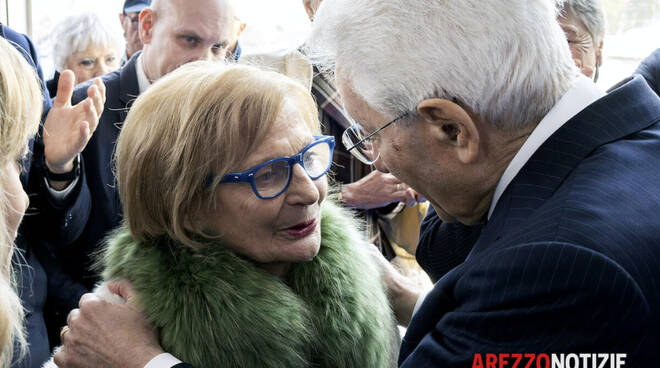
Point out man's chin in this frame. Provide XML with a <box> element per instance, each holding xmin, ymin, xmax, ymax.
<box><xmin>431</xmin><ymin>202</ymin><xmax>486</xmax><ymax>225</ymax></box>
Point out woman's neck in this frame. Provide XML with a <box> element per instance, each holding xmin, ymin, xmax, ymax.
<box><xmin>257</xmin><ymin>261</ymin><xmax>292</xmax><ymax>279</ymax></box>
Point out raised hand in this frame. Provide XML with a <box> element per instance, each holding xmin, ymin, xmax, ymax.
<box><xmin>341</xmin><ymin>170</ymin><xmax>419</xmax><ymax>209</ymax></box>
<box><xmin>43</xmin><ymin>70</ymin><xmax>105</xmax><ymax>180</ymax></box>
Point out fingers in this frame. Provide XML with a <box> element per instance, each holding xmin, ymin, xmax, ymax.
<box><xmin>93</xmin><ymin>77</ymin><xmax>107</xmax><ymax>102</ymax></box>
<box><xmin>84</xmin><ymin>86</ymin><xmax>102</xmax><ymax>133</ymax></box>
<box><xmin>53</xmin><ymin>345</ymin><xmax>68</xmax><ymax>367</ymax></box>
<box><xmin>67</xmin><ymin>308</ymin><xmax>80</xmax><ymax>328</ymax></box>
<box><xmin>106</xmin><ymin>279</ymin><xmax>137</xmax><ymax>301</ymax></box>
<box><xmin>53</xmin><ymin>70</ymin><xmax>76</xmax><ymax>108</ymax></box>
<box><xmin>402</xmin><ymin>188</ymin><xmax>417</xmax><ymax>206</ymax></box>
<box><xmin>75</xmin><ymin>121</ymin><xmax>91</xmax><ymax>153</ymax></box>
<box><xmin>89</xmin><ymin>78</ymin><xmax>106</xmax><ymax>112</ymax></box>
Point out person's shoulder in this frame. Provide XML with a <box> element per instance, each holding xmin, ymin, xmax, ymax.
<box><xmin>636</xmin><ymin>48</ymin><xmax>660</xmax><ymax>76</ymax></box>
<box><xmin>635</xmin><ymin>48</ymin><xmax>660</xmax><ymax>94</ymax></box>
<box><xmin>1</xmin><ymin>23</ymin><xmax>29</xmax><ymax>47</ymax></box>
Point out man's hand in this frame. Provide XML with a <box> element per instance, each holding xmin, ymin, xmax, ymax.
<box><xmin>54</xmin><ymin>280</ymin><xmax>164</xmax><ymax>368</ymax></box>
<box><xmin>341</xmin><ymin>170</ymin><xmax>419</xmax><ymax>209</ymax></box>
<box><xmin>366</xmin><ymin>244</ymin><xmax>421</xmax><ymax>327</ymax></box>
<box><xmin>43</xmin><ymin>70</ymin><xmax>105</xmax><ymax>188</ymax></box>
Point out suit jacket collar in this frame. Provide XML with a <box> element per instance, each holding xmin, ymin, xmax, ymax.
<box><xmin>118</xmin><ymin>51</ymin><xmax>141</xmax><ymax>122</ymax></box>
<box><xmin>469</xmin><ymin>75</ymin><xmax>660</xmax><ymax>257</ymax></box>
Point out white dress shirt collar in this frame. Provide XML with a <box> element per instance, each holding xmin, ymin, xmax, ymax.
<box><xmin>487</xmin><ymin>74</ymin><xmax>606</xmax><ymax>219</ymax></box>
<box><xmin>135</xmin><ymin>53</ymin><xmax>151</xmax><ymax>94</ymax></box>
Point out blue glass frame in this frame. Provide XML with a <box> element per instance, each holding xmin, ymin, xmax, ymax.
<box><xmin>219</xmin><ymin>135</ymin><xmax>335</xmax><ymax>199</ymax></box>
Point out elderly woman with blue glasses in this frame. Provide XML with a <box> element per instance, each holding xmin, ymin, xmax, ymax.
<box><xmin>52</xmin><ymin>62</ymin><xmax>398</xmax><ymax>368</ymax></box>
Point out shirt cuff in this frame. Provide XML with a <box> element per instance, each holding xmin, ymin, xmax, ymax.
<box><xmin>144</xmin><ymin>353</ymin><xmax>182</xmax><ymax>368</ymax></box>
<box><xmin>45</xmin><ymin>174</ymin><xmax>79</xmax><ymax>200</ymax></box>
<box><xmin>412</xmin><ymin>290</ymin><xmax>429</xmax><ymax>316</ymax></box>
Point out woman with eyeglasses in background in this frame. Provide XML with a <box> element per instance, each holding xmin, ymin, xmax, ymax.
<box><xmin>53</xmin><ymin>62</ymin><xmax>399</xmax><ymax>368</ymax></box>
<box><xmin>0</xmin><ymin>38</ymin><xmax>42</xmax><ymax>366</ymax></box>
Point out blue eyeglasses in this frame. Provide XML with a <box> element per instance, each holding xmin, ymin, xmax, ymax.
<box><xmin>217</xmin><ymin>135</ymin><xmax>335</xmax><ymax>199</ymax></box>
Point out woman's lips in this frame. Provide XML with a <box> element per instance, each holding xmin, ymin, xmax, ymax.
<box><xmin>282</xmin><ymin>218</ymin><xmax>318</xmax><ymax>238</ymax></box>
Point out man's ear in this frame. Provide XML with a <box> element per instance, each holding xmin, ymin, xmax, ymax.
<box><xmin>417</xmin><ymin>98</ymin><xmax>480</xmax><ymax>164</ymax></box>
<box><xmin>139</xmin><ymin>9</ymin><xmax>155</xmax><ymax>45</ymax></box>
<box><xmin>237</xmin><ymin>22</ymin><xmax>247</xmax><ymax>37</ymax></box>
<box><xmin>303</xmin><ymin>0</ymin><xmax>316</xmax><ymax>21</ymax></box>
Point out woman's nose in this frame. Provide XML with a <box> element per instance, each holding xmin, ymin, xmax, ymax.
<box><xmin>94</xmin><ymin>63</ymin><xmax>111</xmax><ymax>77</ymax></box>
<box><xmin>285</xmin><ymin>164</ymin><xmax>320</xmax><ymax>205</ymax></box>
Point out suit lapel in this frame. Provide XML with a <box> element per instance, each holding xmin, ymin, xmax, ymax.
<box><xmin>118</xmin><ymin>52</ymin><xmax>141</xmax><ymax>123</ymax></box>
<box><xmin>468</xmin><ymin>75</ymin><xmax>660</xmax><ymax>258</ymax></box>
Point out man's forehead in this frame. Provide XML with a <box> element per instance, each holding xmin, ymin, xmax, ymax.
<box><xmin>163</xmin><ymin>0</ymin><xmax>236</xmax><ymax>31</ymax></box>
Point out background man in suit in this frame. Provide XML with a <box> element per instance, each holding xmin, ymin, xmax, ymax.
<box><xmin>39</xmin><ymin>0</ymin><xmax>244</xmax><ymax>346</ymax></box>
<box><xmin>52</xmin><ymin>0</ymin><xmax>660</xmax><ymax>367</ymax></box>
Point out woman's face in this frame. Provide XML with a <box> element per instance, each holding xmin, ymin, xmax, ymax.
<box><xmin>1</xmin><ymin>160</ymin><xmax>29</xmax><ymax>242</ymax></box>
<box><xmin>558</xmin><ymin>8</ymin><xmax>603</xmax><ymax>79</ymax></box>
<box><xmin>203</xmin><ymin>100</ymin><xmax>327</xmax><ymax>276</ymax></box>
<box><xmin>64</xmin><ymin>45</ymin><xmax>119</xmax><ymax>84</ymax></box>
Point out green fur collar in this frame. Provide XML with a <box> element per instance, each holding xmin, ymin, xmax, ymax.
<box><xmin>101</xmin><ymin>200</ymin><xmax>398</xmax><ymax>368</ymax></box>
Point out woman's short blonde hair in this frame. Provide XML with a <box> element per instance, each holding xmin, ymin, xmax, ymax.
<box><xmin>116</xmin><ymin>62</ymin><xmax>321</xmax><ymax>248</ymax></box>
<box><xmin>0</xmin><ymin>37</ymin><xmax>42</xmax><ymax>366</ymax></box>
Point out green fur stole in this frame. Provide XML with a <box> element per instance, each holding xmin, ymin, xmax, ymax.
<box><xmin>101</xmin><ymin>201</ymin><xmax>399</xmax><ymax>368</ymax></box>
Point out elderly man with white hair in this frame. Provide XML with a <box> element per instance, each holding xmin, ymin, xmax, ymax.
<box><xmin>305</xmin><ymin>0</ymin><xmax>660</xmax><ymax>365</ymax></box>
<box><xmin>48</xmin><ymin>0</ymin><xmax>660</xmax><ymax>367</ymax></box>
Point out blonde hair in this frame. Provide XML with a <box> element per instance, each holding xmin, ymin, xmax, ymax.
<box><xmin>0</xmin><ymin>38</ymin><xmax>42</xmax><ymax>366</ymax></box>
<box><xmin>116</xmin><ymin>62</ymin><xmax>320</xmax><ymax>248</ymax></box>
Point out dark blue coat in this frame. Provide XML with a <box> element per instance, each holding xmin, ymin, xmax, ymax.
<box><xmin>1</xmin><ymin>23</ymin><xmax>52</xmax><ymax>368</ymax></box>
<box><xmin>636</xmin><ymin>48</ymin><xmax>660</xmax><ymax>96</ymax></box>
<box><xmin>400</xmin><ymin>75</ymin><xmax>660</xmax><ymax>367</ymax></box>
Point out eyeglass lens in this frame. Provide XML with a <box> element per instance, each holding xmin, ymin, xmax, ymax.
<box><xmin>253</xmin><ymin>140</ymin><xmax>332</xmax><ymax>198</ymax></box>
<box><xmin>342</xmin><ymin>125</ymin><xmax>378</xmax><ymax>164</ymax></box>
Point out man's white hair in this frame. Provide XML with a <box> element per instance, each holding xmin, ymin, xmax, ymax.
<box><xmin>306</xmin><ymin>0</ymin><xmax>580</xmax><ymax>129</ymax></box>
<box><xmin>51</xmin><ymin>12</ymin><xmax>124</xmax><ymax>72</ymax></box>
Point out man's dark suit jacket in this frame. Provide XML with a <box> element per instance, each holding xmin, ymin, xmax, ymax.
<box><xmin>636</xmin><ymin>48</ymin><xmax>660</xmax><ymax>96</ymax></box>
<box><xmin>400</xmin><ymin>75</ymin><xmax>660</xmax><ymax>367</ymax></box>
<box><xmin>1</xmin><ymin>23</ymin><xmax>54</xmax><ymax>368</ymax></box>
<box><xmin>42</xmin><ymin>54</ymin><xmax>140</xmax><ymax>336</ymax></box>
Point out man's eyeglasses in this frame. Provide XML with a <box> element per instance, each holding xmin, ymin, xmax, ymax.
<box><xmin>342</xmin><ymin>112</ymin><xmax>409</xmax><ymax>165</ymax></box>
<box><xmin>215</xmin><ymin>136</ymin><xmax>335</xmax><ymax>199</ymax></box>
<box><xmin>123</xmin><ymin>13</ymin><xmax>140</xmax><ymax>30</ymax></box>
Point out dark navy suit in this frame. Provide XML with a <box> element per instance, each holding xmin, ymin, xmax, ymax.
<box><xmin>400</xmin><ymin>75</ymin><xmax>660</xmax><ymax>367</ymax></box>
<box><xmin>41</xmin><ymin>54</ymin><xmax>139</xmax><ymax>341</ymax></box>
<box><xmin>636</xmin><ymin>49</ymin><xmax>660</xmax><ymax>96</ymax></box>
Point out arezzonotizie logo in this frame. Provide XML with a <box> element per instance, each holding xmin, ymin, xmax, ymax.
<box><xmin>471</xmin><ymin>353</ymin><xmax>627</xmax><ymax>368</ymax></box>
